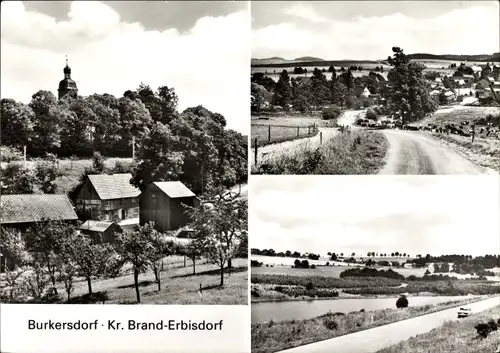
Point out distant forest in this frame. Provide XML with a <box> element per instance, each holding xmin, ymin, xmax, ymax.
<box><xmin>251</xmin><ymin>53</ymin><xmax>500</xmax><ymax>68</ymax></box>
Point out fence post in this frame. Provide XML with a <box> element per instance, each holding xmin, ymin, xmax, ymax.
<box><xmin>268</xmin><ymin>125</ymin><xmax>271</xmax><ymax>142</ymax></box>
<box><xmin>320</xmin><ymin>131</ymin><xmax>323</xmax><ymax>145</ymax></box>
<box><xmin>297</xmin><ymin>126</ymin><xmax>300</xmax><ymax>137</ymax></box>
<box><xmin>308</xmin><ymin>125</ymin><xmax>311</xmax><ymax>135</ymax></box>
<box><xmin>254</xmin><ymin>138</ymin><xmax>258</xmax><ymax>165</ymax></box>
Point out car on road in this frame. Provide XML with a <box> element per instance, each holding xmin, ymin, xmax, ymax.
<box><xmin>457</xmin><ymin>307</ymin><xmax>472</xmax><ymax>318</ymax></box>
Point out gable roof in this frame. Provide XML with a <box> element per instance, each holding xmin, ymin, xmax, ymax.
<box><xmin>0</xmin><ymin>194</ymin><xmax>78</xmax><ymax>224</ymax></box>
<box><xmin>152</xmin><ymin>181</ymin><xmax>195</xmax><ymax>198</ymax></box>
<box><xmin>80</xmin><ymin>220</ymin><xmax>118</xmax><ymax>233</ymax></box>
<box><xmin>87</xmin><ymin>173</ymin><xmax>140</xmax><ymax>200</ymax></box>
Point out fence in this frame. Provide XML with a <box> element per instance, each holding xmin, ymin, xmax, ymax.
<box><xmin>250</xmin><ymin>124</ymin><xmax>318</xmax><ymax>148</ymax></box>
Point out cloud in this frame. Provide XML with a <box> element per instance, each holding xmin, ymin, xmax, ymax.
<box><xmin>283</xmin><ymin>4</ymin><xmax>328</xmax><ymax>23</ymax></box>
<box><xmin>0</xmin><ymin>1</ymin><xmax>250</xmax><ymax>133</ymax></box>
<box><xmin>250</xmin><ymin>176</ymin><xmax>500</xmax><ymax>257</ymax></box>
<box><xmin>252</xmin><ymin>3</ymin><xmax>499</xmax><ymax>60</ymax></box>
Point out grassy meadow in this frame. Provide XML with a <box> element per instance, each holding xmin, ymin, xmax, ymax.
<box><xmin>2</xmin><ymin>157</ymin><xmax>134</xmax><ymax>193</ymax></box>
<box><xmin>375</xmin><ymin>305</ymin><xmax>500</xmax><ymax>353</ymax></box>
<box><xmin>50</xmin><ymin>257</ymin><xmax>248</xmax><ymax>305</ymax></box>
<box><xmin>252</xmin><ymin>130</ymin><xmax>388</xmax><ymax>174</ymax></box>
<box><xmin>252</xmin><ymin>265</ymin><xmax>427</xmax><ymax>278</ymax></box>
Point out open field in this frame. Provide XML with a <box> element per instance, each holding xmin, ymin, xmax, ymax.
<box><xmin>252</xmin><ymin>265</ymin><xmax>427</xmax><ymax>278</ymax></box>
<box><xmin>45</xmin><ymin>257</ymin><xmax>249</xmax><ymax>305</ymax></box>
<box><xmin>1</xmin><ymin>157</ymin><xmax>134</xmax><ymax>193</ymax></box>
<box><xmin>251</xmin><ymin>297</ymin><xmax>484</xmax><ymax>353</ymax></box>
<box><xmin>415</xmin><ymin>106</ymin><xmax>500</xmax><ymax>127</ymax></box>
<box><xmin>376</xmin><ymin>305</ymin><xmax>500</xmax><ymax>353</ymax></box>
<box><xmin>251</xmin><ymin>115</ymin><xmax>333</xmax><ymax>147</ymax></box>
<box><xmin>252</xmin><ymin>130</ymin><xmax>388</xmax><ymax>174</ymax></box>
<box><xmin>251</xmin><ymin>272</ymin><xmax>500</xmax><ymax>302</ymax></box>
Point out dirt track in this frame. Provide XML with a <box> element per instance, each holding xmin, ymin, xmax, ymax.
<box><xmin>379</xmin><ymin>130</ymin><xmax>497</xmax><ymax>175</ymax></box>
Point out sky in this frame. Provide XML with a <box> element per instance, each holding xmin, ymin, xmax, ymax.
<box><xmin>1</xmin><ymin>1</ymin><xmax>250</xmax><ymax>134</ymax></box>
<box><xmin>252</xmin><ymin>1</ymin><xmax>500</xmax><ymax>60</ymax></box>
<box><xmin>250</xmin><ymin>176</ymin><xmax>500</xmax><ymax>257</ymax></box>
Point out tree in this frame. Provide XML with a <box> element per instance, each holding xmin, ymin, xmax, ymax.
<box><xmin>142</xmin><ymin>222</ymin><xmax>175</xmax><ymax>291</ymax></box>
<box><xmin>185</xmin><ymin>237</ymin><xmax>203</xmax><ymax>275</ymax></box>
<box><xmin>0</xmin><ymin>163</ymin><xmax>36</xmax><ymax>194</ymax></box>
<box><xmin>311</xmin><ymin>68</ymin><xmax>330</xmax><ymax>107</ymax></box>
<box><xmin>29</xmin><ymin>90</ymin><xmax>62</xmax><ymax>154</ymax></box>
<box><xmin>272</xmin><ymin>70</ymin><xmax>292</xmax><ymax>108</ymax></box>
<box><xmin>396</xmin><ymin>295</ymin><xmax>409</xmax><ymax>308</ymax></box>
<box><xmin>186</xmin><ymin>187</ymin><xmax>248</xmax><ymax>286</ymax></box>
<box><xmin>330</xmin><ymin>79</ymin><xmax>348</xmax><ymax>107</ymax></box>
<box><xmin>0</xmin><ymin>99</ymin><xmax>35</xmax><ymax>148</ymax></box>
<box><xmin>24</xmin><ymin>220</ymin><xmax>77</xmax><ymax>295</ymax></box>
<box><xmin>71</xmin><ymin>234</ymin><xmax>119</xmax><ymax>294</ymax></box>
<box><xmin>130</xmin><ymin>121</ymin><xmax>185</xmax><ymax>191</ymax></box>
<box><xmin>34</xmin><ymin>153</ymin><xmax>64</xmax><ymax>194</ymax></box>
<box><xmin>386</xmin><ymin>47</ymin><xmax>438</xmax><ymax>124</ymax></box>
<box><xmin>0</xmin><ymin>227</ymin><xmax>32</xmax><ymax>269</ymax></box>
<box><xmin>116</xmin><ymin>226</ymin><xmax>154</xmax><ymax>303</ymax></box>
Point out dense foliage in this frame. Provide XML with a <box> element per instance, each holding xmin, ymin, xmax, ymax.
<box><xmin>1</xmin><ymin>84</ymin><xmax>247</xmax><ymax>195</ymax></box>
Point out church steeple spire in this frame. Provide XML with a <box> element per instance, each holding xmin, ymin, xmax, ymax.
<box><xmin>63</xmin><ymin>55</ymin><xmax>71</xmax><ymax>78</ymax></box>
<box><xmin>58</xmin><ymin>55</ymin><xmax>78</xmax><ymax>100</ymax></box>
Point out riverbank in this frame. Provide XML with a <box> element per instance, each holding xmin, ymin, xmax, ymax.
<box><xmin>251</xmin><ymin>297</ymin><xmax>484</xmax><ymax>353</ymax></box>
<box><xmin>375</xmin><ymin>304</ymin><xmax>500</xmax><ymax>353</ymax></box>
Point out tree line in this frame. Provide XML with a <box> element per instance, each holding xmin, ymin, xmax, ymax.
<box><xmin>251</xmin><ymin>248</ymin><xmax>320</xmax><ymax>260</ymax></box>
<box><xmin>1</xmin><ymin>84</ymin><xmax>247</xmax><ymax>195</ymax></box>
<box><xmin>0</xmin><ymin>187</ymin><xmax>248</xmax><ymax>304</ymax></box>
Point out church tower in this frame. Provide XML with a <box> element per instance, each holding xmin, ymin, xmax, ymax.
<box><xmin>58</xmin><ymin>56</ymin><xmax>78</xmax><ymax>100</ymax></box>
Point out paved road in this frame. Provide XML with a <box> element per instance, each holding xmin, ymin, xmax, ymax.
<box><xmin>378</xmin><ymin>129</ymin><xmax>497</xmax><ymax>175</ymax></box>
<box><xmin>277</xmin><ymin>296</ymin><xmax>500</xmax><ymax>353</ymax></box>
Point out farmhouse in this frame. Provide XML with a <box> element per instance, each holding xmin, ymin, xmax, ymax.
<box><xmin>139</xmin><ymin>181</ymin><xmax>198</xmax><ymax>232</ymax></box>
<box><xmin>0</xmin><ymin>194</ymin><xmax>78</xmax><ymax>272</ymax></box>
<box><xmin>74</xmin><ymin>173</ymin><xmax>140</xmax><ymax>227</ymax></box>
<box><xmin>79</xmin><ymin>220</ymin><xmax>123</xmax><ymax>244</ymax></box>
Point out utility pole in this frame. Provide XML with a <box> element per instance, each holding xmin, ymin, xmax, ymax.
<box><xmin>23</xmin><ymin>146</ymin><xmax>26</xmax><ymax>169</ymax></box>
<box><xmin>132</xmin><ymin>136</ymin><xmax>135</xmax><ymax>160</ymax></box>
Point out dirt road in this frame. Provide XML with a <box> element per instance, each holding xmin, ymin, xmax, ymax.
<box><xmin>378</xmin><ymin>130</ymin><xmax>497</xmax><ymax>175</ymax></box>
<box><xmin>277</xmin><ymin>296</ymin><xmax>500</xmax><ymax>353</ymax></box>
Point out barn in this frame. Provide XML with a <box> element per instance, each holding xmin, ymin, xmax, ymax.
<box><xmin>79</xmin><ymin>220</ymin><xmax>123</xmax><ymax>244</ymax></box>
<box><xmin>139</xmin><ymin>181</ymin><xmax>197</xmax><ymax>232</ymax></box>
<box><xmin>74</xmin><ymin>173</ymin><xmax>140</xmax><ymax>225</ymax></box>
<box><xmin>0</xmin><ymin>194</ymin><xmax>78</xmax><ymax>272</ymax></box>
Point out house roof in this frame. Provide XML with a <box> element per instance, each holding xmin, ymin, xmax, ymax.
<box><xmin>153</xmin><ymin>181</ymin><xmax>195</xmax><ymax>198</ymax></box>
<box><xmin>0</xmin><ymin>194</ymin><xmax>78</xmax><ymax>224</ymax></box>
<box><xmin>80</xmin><ymin>220</ymin><xmax>117</xmax><ymax>233</ymax></box>
<box><xmin>87</xmin><ymin>173</ymin><xmax>140</xmax><ymax>200</ymax></box>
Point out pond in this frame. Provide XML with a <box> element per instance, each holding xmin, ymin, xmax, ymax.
<box><xmin>251</xmin><ymin>296</ymin><xmax>475</xmax><ymax>323</ymax></box>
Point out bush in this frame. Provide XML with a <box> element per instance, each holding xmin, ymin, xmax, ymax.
<box><xmin>323</xmin><ymin>318</ymin><xmax>338</xmax><ymax>330</ymax></box>
<box><xmin>340</xmin><ymin>267</ymin><xmax>405</xmax><ymax>281</ymax></box>
<box><xmin>305</xmin><ymin>282</ymin><xmax>314</xmax><ymax>290</ymax></box>
<box><xmin>322</xmin><ymin>105</ymin><xmax>341</xmax><ymax>120</ymax></box>
<box><xmin>311</xmin><ymin>264</ymin><xmax>316</xmax><ymax>269</ymax></box>
<box><xmin>396</xmin><ymin>296</ymin><xmax>409</xmax><ymax>308</ymax></box>
<box><xmin>251</xmin><ymin>260</ymin><xmax>263</xmax><ymax>267</ymax></box>
<box><xmin>366</xmin><ymin>108</ymin><xmax>377</xmax><ymax>120</ymax></box>
<box><xmin>0</xmin><ymin>145</ymin><xmax>23</xmax><ymax>162</ymax></box>
<box><xmin>274</xmin><ymin>286</ymin><xmax>283</xmax><ymax>293</ymax></box>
